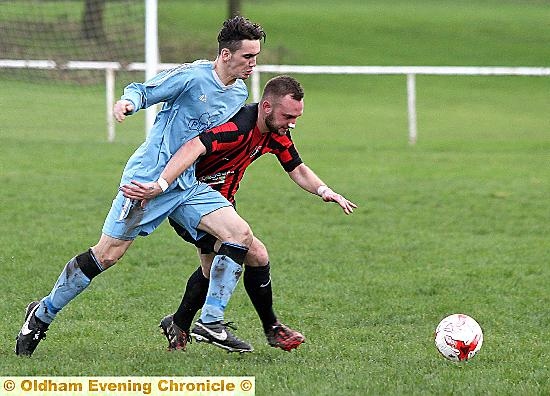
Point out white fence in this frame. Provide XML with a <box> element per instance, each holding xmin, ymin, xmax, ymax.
<box><xmin>2</xmin><ymin>59</ymin><xmax>550</xmax><ymax>143</ymax></box>
<box><xmin>252</xmin><ymin>65</ymin><xmax>550</xmax><ymax>144</ymax></box>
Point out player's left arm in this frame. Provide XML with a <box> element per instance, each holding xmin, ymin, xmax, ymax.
<box><xmin>288</xmin><ymin>163</ymin><xmax>357</xmax><ymax>215</ymax></box>
<box><xmin>120</xmin><ymin>136</ymin><xmax>207</xmax><ymax>201</ymax></box>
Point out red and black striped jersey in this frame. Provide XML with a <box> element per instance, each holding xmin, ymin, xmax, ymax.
<box><xmin>197</xmin><ymin>103</ymin><xmax>302</xmax><ymax>204</ymax></box>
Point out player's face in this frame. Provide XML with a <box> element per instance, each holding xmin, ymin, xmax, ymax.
<box><xmin>265</xmin><ymin>95</ymin><xmax>304</xmax><ymax>136</ymax></box>
<box><xmin>226</xmin><ymin>39</ymin><xmax>261</xmax><ymax>80</ymax></box>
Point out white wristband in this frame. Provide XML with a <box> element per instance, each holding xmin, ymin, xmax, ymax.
<box><xmin>157</xmin><ymin>177</ymin><xmax>169</xmax><ymax>192</ymax></box>
<box><xmin>317</xmin><ymin>185</ymin><xmax>329</xmax><ymax>196</ymax></box>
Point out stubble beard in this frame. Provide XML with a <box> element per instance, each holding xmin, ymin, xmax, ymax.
<box><xmin>265</xmin><ymin>113</ymin><xmax>286</xmax><ymax>135</ymax></box>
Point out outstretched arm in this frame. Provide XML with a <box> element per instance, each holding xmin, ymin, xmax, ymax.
<box><xmin>288</xmin><ymin>163</ymin><xmax>357</xmax><ymax>215</ymax></box>
<box><xmin>120</xmin><ymin>136</ymin><xmax>207</xmax><ymax>201</ymax></box>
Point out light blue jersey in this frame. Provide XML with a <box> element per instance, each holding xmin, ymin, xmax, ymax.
<box><xmin>101</xmin><ymin>61</ymin><xmax>248</xmax><ymax>241</ymax></box>
<box><xmin>120</xmin><ymin>60</ymin><xmax>248</xmax><ymax>190</ymax></box>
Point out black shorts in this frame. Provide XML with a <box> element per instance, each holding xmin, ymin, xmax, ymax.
<box><xmin>168</xmin><ymin>217</ymin><xmax>217</xmax><ymax>254</ymax></box>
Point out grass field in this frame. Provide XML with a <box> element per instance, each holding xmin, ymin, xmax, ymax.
<box><xmin>1</xmin><ymin>1</ymin><xmax>550</xmax><ymax>395</ymax></box>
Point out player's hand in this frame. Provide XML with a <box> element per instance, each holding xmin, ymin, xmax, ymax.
<box><xmin>119</xmin><ymin>180</ymin><xmax>162</xmax><ymax>206</ymax></box>
<box><xmin>113</xmin><ymin>99</ymin><xmax>134</xmax><ymax>122</ymax></box>
<box><xmin>320</xmin><ymin>187</ymin><xmax>357</xmax><ymax>215</ymax></box>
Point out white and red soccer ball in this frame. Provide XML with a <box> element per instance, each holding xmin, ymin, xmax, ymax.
<box><xmin>434</xmin><ymin>314</ymin><xmax>483</xmax><ymax>362</ymax></box>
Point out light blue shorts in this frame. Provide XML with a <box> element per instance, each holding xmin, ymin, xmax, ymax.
<box><xmin>102</xmin><ymin>183</ymin><xmax>231</xmax><ymax>241</ymax></box>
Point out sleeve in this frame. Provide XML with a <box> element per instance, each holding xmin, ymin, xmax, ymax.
<box><xmin>272</xmin><ymin>134</ymin><xmax>303</xmax><ymax>172</ymax></box>
<box><xmin>199</xmin><ymin>130</ymin><xmax>215</xmax><ymax>154</ymax></box>
<box><xmin>199</xmin><ymin>122</ymin><xmax>241</xmax><ymax>155</ymax></box>
<box><xmin>120</xmin><ymin>66</ymin><xmax>190</xmax><ymax>113</ymax></box>
<box><xmin>198</xmin><ymin>105</ymin><xmax>255</xmax><ymax>155</ymax></box>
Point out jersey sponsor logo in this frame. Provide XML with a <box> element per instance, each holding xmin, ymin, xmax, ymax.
<box><xmin>250</xmin><ymin>145</ymin><xmax>262</xmax><ymax>158</ymax></box>
<box><xmin>189</xmin><ymin>112</ymin><xmax>214</xmax><ymax>133</ymax></box>
<box><xmin>199</xmin><ymin>171</ymin><xmax>233</xmax><ymax>185</ymax></box>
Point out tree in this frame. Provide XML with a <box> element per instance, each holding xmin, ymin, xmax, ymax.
<box><xmin>228</xmin><ymin>0</ymin><xmax>241</xmax><ymax>17</ymax></box>
<box><xmin>82</xmin><ymin>0</ymin><xmax>106</xmax><ymax>41</ymax></box>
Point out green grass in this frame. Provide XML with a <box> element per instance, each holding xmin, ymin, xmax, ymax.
<box><xmin>1</xmin><ymin>1</ymin><xmax>550</xmax><ymax>395</ymax></box>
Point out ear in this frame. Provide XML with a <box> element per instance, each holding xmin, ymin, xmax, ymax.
<box><xmin>220</xmin><ymin>48</ymin><xmax>232</xmax><ymax>62</ymax></box>
<box><xmin>261</xmin><ymin>99</ymin><xmax>272</xmax><ymax>114</ymax></box>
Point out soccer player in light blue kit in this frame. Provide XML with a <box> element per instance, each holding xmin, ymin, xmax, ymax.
<box><xmin>15</xmin><ymin>16</ymin><xmax>266</xmax><ymax>356</ymax></box>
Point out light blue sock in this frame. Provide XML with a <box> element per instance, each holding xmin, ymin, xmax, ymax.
<box><xmin>35</xmin><ymin>257</ymin><xmax>92</xmax><ymax>324</ymax></box>
<box><xmin>200</xmin><ymin>255</ymin><xmax>243</xmax><ymax>323</ymax></box>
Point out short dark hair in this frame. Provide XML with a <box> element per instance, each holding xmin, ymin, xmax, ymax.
<box><xmin>262</xmin><ymin>75</ymin><xmax>304</xmax><ymax>102</ymax></box>
<box><xmin>217</xmin><ymin>16</ymin><xmax>266</xmax><ymax>54</ymax></box>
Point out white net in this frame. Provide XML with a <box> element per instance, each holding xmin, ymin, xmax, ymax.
<box><xmin>0</xmin><ymin>0</ymin><xmax>144</xmax><ymax>84</ymax></box>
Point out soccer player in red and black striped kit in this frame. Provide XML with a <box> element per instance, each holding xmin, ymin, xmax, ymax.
<box><xmin>120</xmin><ymin>76</ymin><xmax>357</xmax><ymax>352</ymax></box>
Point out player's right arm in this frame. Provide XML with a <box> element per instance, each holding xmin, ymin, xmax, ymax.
<box><xmin>113</xmin><ymin>66</ymin><xmax>191</xmax><ymax>122</ymax></box>
<box><xmin>120</xmin><ymin>111</ymin><xmax>246</xmax><ymax>201</ymax></box>
<box><xmin>113</xmin><ymin>100</ymin><xmax>134</xmax><ymax>122</ymax></box>
<box><xmin>160</xmin><ymin>136</ymin><xmax>207</xmax><ymax>185</ymax></box>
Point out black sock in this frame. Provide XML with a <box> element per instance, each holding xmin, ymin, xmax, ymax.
<box><xmin>244</xmin><ymin>263</ymin><xmax>277</xmax><ymax>332</ymax></box>
<box><xmin>75</xmin><ymin>248</ymin><xmax>103</xmax><ymax>280</ymax></box>
<box><xmin>173</xmin><ymin>266</ymin><xmax>209</xmax><ymax>332</ymax></box>
<box><xmin>218</xmin><ymin>242</ymin><xmax>248</xmax><ymax>265</ymax></box>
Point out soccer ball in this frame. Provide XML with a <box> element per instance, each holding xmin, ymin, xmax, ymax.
<box><xmin>434</xmin><ymin>314</ymin><xmax>483</xmax><ymax>362</ymax></box>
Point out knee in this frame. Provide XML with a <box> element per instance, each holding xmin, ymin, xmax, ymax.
<box><xmin>91</xmin><ymin>248</ymin><xmax>122</xmax><ymax>269</ymax></box>
<box><xmin>199</xmin><ymin>252</ymin><xmax>214</xmax><ymax>278</ymax></box>
<box><xmin>245</xmin><ymin>238</ymin><xmax>269</xmax><ymax>267</ymax></box>
<box><xmin>92</xmin><ymin>235</ymin><xmax>131</xmax><ymax>269</ymax></box>
<box><xmin>96</xmin><ymin>254</ymin><xmax>120</xmax><ymax>269</ymax></box>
